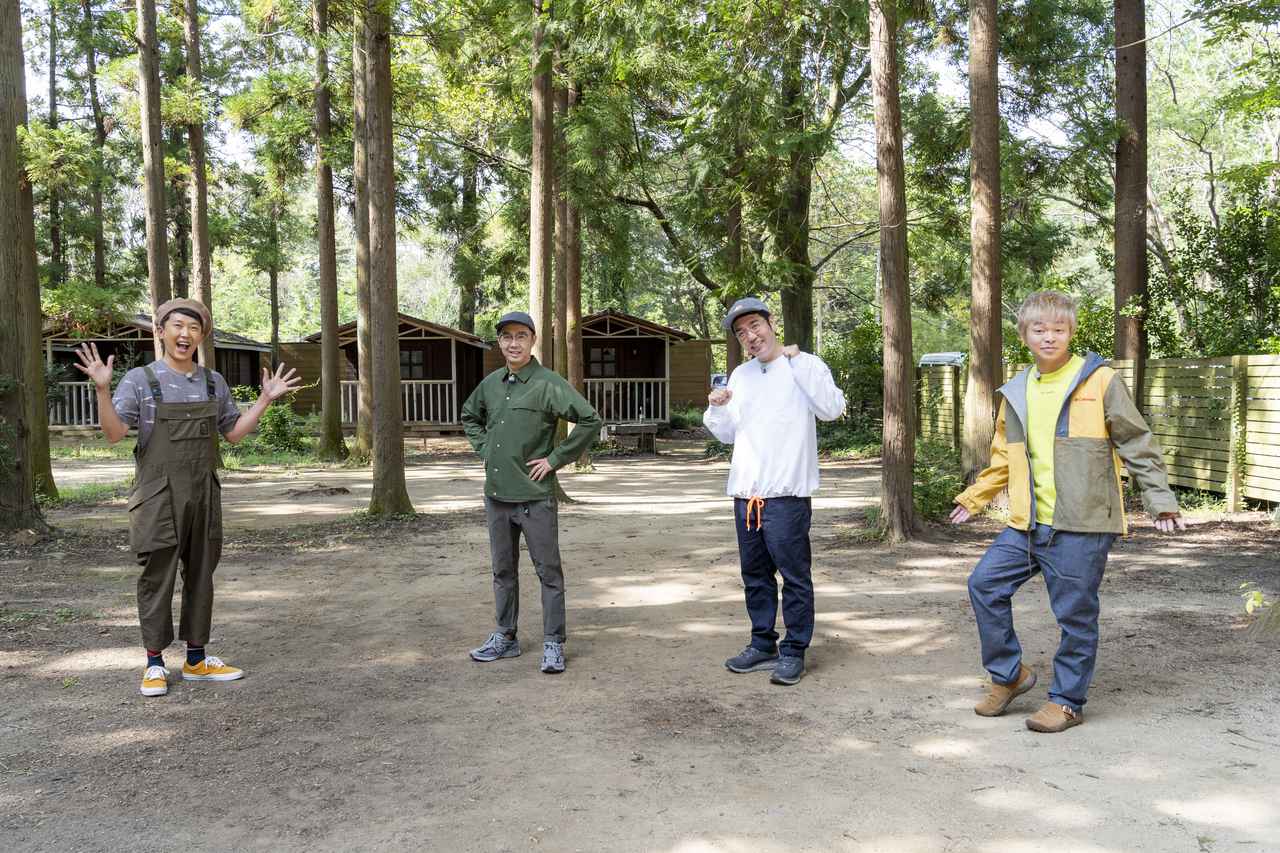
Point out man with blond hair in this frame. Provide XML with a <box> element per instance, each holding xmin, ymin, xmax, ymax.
<box><xmin>951</xmin><ymin>290</ymin><xmax>1184</xmax><ymax>732</ymax></box>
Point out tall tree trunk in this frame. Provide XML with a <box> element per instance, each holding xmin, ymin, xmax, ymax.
<box><xmin>366</xmin><ymin>2</ymin><xmax>412</xmax><ymax>515</ymax></box>
<box><xmin>553</xmin><ymin>72</ymin><xmax>569</xmax><ymax>380</ymax></box>
<box><xmin>566</xmin><ymin>83</ymin><xmax>584</xmax><ymax>396</ymax></box>
<box><xmin>870</xmin><ymin>0</ymin><xmax>917</xmax><ymax>543</ymax></box>
<box><xmin>1</xmin><ymin>0</ymin><xmax>49</xmax><ymax>529</ymax></box>
<box><xmin>724</xmin><ymin>174</ymin><xmax>744</xmax><ymax>373</ymax></box>
<box><xmin>775</xmin><ymin>41</ymin><xmax>815</xmax><ymax>353</ymax></box>
<box><xmin>1115</xmin><ymin>0</ymin><xmax>1148</xmax><ymax>406</ymax></box>
<box><xmin>529</xmin><ymin>1</ymin><xmax>554</xmax><ymax>365</ymax></box>
<box><xmin>962</xmin><ymin>0</ymin><xmax>1002</xmax><ymax>483</ymax></box>
<box><xmin>47</xmin><ymin>0</ymin><xmax>62</xmax><ymax>287</ymax></box>
<box><xmin>268</xmin><ymin>263</ymin><xmax>280</xmax><ymax>368</ymax></box>
<box><xmin>136</xmin><ymin>0</ymin><xmax>171</xmax><ymax>329</ymax></box>
<box><xmin>184</xmin><ymin>0</ymin><xmax>213</xmax><ymax>366</ymax></box>
<box><xmin>456</xmin><ymin>151</ymin><xmax>480</xmax><ymax>334</ymax></box>
<box><xmin>170</xmin><ymin>125</ymin><xmax>190</xmax><ymax>299</ymax></box>
<box><xmin>314</xmin><ymin>0</ymin><xmax>346</xmax><ymax>461</ymax></box>
<box><xmin>82</xmin><ymin>0</ymin><xmax>107</xmax><ymax>291</ymax></box>
<box><xmin>352</xmin><ymin>10</ymin><xmax>373</xmax><ymax>459</ymax></box>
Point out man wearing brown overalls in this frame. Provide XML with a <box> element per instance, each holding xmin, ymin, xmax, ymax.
<box><xmin>75</xmin><ymin>298</ymin><xmax>301</xmax><ymax>697</ymax></box>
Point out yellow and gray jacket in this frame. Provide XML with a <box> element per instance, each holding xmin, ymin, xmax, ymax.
<box><xmin>954</xmin><ymin>351</ymin><xmax>1179</xmax><ymax>534</ymax></box>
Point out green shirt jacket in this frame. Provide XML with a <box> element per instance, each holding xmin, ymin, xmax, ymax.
<box><xmin>954</xmin><ymin>351</ymin><xmax>1179</xmax><ymax>534</ymax></box>
<box><xmin>461</xmin><ymin>357</ymin><xmax>603</xmax><ymax>502</ymax></box>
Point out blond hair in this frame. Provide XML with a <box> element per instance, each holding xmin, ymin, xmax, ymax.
<box><xmin>1016</xmin><ymin>290</ymin><xmax>1077</xmax><ymax>337</ymax></box>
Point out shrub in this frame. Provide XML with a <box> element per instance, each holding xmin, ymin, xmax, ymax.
<box><xmin>668</xmin><ymin>404</ymin><xmax>705</xmax><ymax>431</ymax></box>
<box><xmin>913</xmin><ymin>440</ymin><xmax>965</xmax><ymax>521</ymax></box>
<box><xmin>255</xmin><ymin>401</ymin><xmax>309</xmax><ymax>453</ymax></box>
<box><xmin>231</xmin><ymin>385</ymin><xmax>258</xmax><ymax>403</ymax></box>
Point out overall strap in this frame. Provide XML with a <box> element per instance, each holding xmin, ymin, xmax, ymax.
<box><xmin>142</xmin><ymin>364</ymin><xmax>163</xmax><ymax>400</ymax></box>
<box><xmin>204</xmin><ymin>366</ymin><xmax>217</xmax><ymax>400</ymax></box>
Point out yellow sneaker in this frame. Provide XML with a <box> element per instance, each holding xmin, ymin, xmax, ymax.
<box><xmin>182</xmin><ymin>655</ymin><xmax>244</xmax><ymax>682</ymax></box>
<box><xmin>140</xmin><ymin>665</ymin><xmax>169</xmax><ymax>697</ymax></box>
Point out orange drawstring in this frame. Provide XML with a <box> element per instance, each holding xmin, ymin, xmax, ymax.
<box><xmin>744</xmin><ymin>496</ymin><xmax>765</xmax><ymax>531</ymax></box>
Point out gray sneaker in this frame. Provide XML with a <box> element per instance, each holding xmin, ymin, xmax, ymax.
<box><xmin>725</xmin><ymin>646</ymin><xmax>779</xmax><ymax>673</ymax></box>
<box><xmin>540</xmin><ymin>641</ymin><xmax>565</xmax><ymax>674</ymax></box>
<box><xmin>470</xmin><ymin>632</ymin><xmax>520</xmax><ymax>662</ymax></box>
<box><xmin>770</xmin><ymin>655</ymin><xmax>804</xmax><ymax>685</ymax></box>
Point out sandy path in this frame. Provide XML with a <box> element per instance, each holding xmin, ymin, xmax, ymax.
<box><xmin>6</xmin><ymin>445</ymin><xmax>1280</xmax><ymax>852</ymax></box>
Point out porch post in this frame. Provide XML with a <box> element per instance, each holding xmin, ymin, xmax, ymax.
<box><xmin>45</xmin><ymin>339</ymin><xmax>53</xmax><ymax>366</ymax></box>
<box><xmin>450</xmin><ymin>338</ymin><xmax>458</xmax><ymax>423</ymax></box>
<box><xmin>664</xmin><ymin>338</ymin><xmax>671</xmax><ymax>421</ymax></box>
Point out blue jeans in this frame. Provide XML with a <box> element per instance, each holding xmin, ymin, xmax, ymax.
<box><xmin>967</xmin><ymin>524</ymin><xmax>1116</xmax><ymax>712</ymax></box>
<box><xmin>733</xmin><ymin>496</ymin><xmax>814</xmax><ymax>659</ymax></box>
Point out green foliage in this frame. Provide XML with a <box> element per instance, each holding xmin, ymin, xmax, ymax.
<box><xmin>37</xmin><ymin>478</ymin><xmax>133</xmax><ymax>508</ymax></box>
<box><xmin>816</xmin><ymin>419</ymin><xmax>882</xmax><ymax>460</ymax></box>
<box><xmin>667</xmin><ymin>404</ymin><xmax>705</xmax><ymax>431</ymax></box>
<box><xmin>230</xmin><ymin>385</ymin><xmax>259</xmax><ymax>403</ymax></box>
<box><xmin>253</xmin><ymin>401</ymin><xmax>309</xmax><ymax>454</ymax></box>
<box><xmin>1239</xmin><ymin>582</ymin><xmax>1273</xmax><ymax>616</ymax></box>
<box><xmin>820</xmin><ymin>319</ymin><xmax>884</xmax><ymax>430</ymax></box>
<box><xmin>913</xmin><ymin>441</ymin><xmax>966</xmax><ymax>521</ymax></box>
<box><xmin>1146</xmin><ymin>176</ymin><xmax>1280</xmax><ymax>357</ymax></box>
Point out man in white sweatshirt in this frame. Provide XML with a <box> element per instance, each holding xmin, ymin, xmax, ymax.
<box><xmin>703</xmin><ymin>298</ymin><xmax>847</xmax><ymax>685</ymax></box>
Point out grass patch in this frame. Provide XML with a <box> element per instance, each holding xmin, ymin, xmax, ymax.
<box><xmin>38</xmin><ymin>478</ymin><xmax>133</xmax><ymax>508</ymax></box>
<box><xmin>49</xmin><ymin>438</ymin><xmax>136</xmax><ymax>460</ymax></box>
<box><xmin>1173</xmin><ymin>487</ymin><xmax>1229</xmax><ymax>514</ymax></box>
<box><xmin>668</xmin><ymin>404</ymin><xmax>705</xmax><ymax>432</ymax></box>
<box><xmin>0</xmin><ymin>606</ymin><xmax>99</xmax><ymax>626</ymax></box>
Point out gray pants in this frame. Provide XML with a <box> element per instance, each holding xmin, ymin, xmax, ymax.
<box><xmin>485</xmin><ymin>497</ymin><xmax>566</xmax><ymax>643</ymax></box>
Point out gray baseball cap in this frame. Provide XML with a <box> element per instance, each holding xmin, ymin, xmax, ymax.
<box><xmin>495</xmin><ymin>311</ymin><xmax>536</xmax><ymax>334</ymax></box>
<box><xmin>722</xmin><ymin>297</ymin><xmax>771</xmax><ymax>332</ymax></box>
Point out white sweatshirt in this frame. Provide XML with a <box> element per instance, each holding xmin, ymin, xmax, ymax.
<box><xmin>703</xmin><ymin>351</ymin><xmax>847</xmax><ymax>498</ymax></box>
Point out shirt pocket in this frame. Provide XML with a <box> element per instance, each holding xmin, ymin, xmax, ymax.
<box><xmin>128</xmin><ymin>476</ymin><xmax>179</xmax><ymax>559</ymax></box>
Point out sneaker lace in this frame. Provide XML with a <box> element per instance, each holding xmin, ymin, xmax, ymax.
<box><xmin>202</xmin><ymin>655</ymin><xmax>226</xmax><ymax>669</ymax></box>
<box><xmin>144</xmin><ymin>665</ymin><xmax>168</xmax><ymax>680</ymax></box>
<box><xmin>543</xmin><ymin>642</ymin><xmax>563</xmax><ymax>664</ymax></box>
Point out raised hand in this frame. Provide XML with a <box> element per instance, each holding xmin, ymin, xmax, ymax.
<box><xmin>260</xmin><ymin>363</ymin><xmax>302</xmax><ymax>402</ymax></box>
<box><xmin>708</xmin><ymin>388</ymin><xmax>732</xmax><ymax>407</ymax></box>
<box><xmin>73</xmin><ymin>342</ymin><xmax>115</xmax><ymax>389</ymax></box>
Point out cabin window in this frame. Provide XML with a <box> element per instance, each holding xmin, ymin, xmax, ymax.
<box><xmin>588</xmin><ymin>346</ymin><xmax>617</xmax><ymax>378</ymax></box>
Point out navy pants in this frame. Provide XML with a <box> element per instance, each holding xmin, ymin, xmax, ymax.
<box><xmin>967</xmin><ymin>524</ymin><xmax>1116</xmax><ymax>712</ymax></box>
<box><xmin>733</xmin><ymin>496</ymin><xmax>814</xmax><ymax>659</ymax></box>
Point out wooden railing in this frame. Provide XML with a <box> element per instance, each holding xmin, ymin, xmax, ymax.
<box><xmin>341</xmin><ymin>379</ymin><xmax>456</xmax><ymax>425</ymax></box>
<box><xmin>584</xmin><ymin>378</ymin><xmax>669</xmax><ymax>423</ymax></box>
<box><xmin>49</xmin><ymin>382</ymin><xmax>99</xmax><ymax>427</ymax></box>
<box><xmin>916</xmin><ymin>355</ymin><xmax>1280</xmax><ymax>508</ymax></box>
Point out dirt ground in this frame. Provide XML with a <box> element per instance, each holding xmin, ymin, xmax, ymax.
<box><xmin>2</xmin><ymin>438</ymin><xmax>1279</xmax><ymax>853</ymax></box>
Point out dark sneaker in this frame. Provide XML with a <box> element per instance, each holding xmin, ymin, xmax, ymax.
<box><xmin>725</xmin><ymin>646</ymin><xmax>778</xmax><ymax>673</ymax></box>
<box><xmin>770</xmin><ymin>655</ymin><xmax>805</xmax><ymax>685</ymax></box>
<box><xmin>469</xmin><ymin>632</ymin><xmax>520</xmax><ymax>662</ymax></box>
<box><xmin>540</xmin><ymin>641</ymin><xmax>565</xmax><ymax>674</ymax></box>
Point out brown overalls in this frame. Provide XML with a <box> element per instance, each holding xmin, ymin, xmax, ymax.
<box><xmin>127</xmin><ymin>365</ymin><xmax>223</xmax><ymax>650</ymax></box>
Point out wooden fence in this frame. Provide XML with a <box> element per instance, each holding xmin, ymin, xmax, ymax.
<box><xmin>917</xmin><ymin>355</ymin><xmax>1280</xmax><ymax>508</ymax></box>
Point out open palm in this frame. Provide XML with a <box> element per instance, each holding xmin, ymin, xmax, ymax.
<box><xmin>73</xmin><ymin>343</ymin><xmax>114</xmax><ymax>388</ymax></box>
<box><xmin>261</xmin><ymin>363</ymin><xmax>302</xmax><ymax>401</ymax></box>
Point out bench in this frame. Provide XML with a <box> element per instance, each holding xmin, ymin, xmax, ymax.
<box><xmin>606</xmin><ymin>422</ymin><xmax>659</xmax><ymax>454</ymax></box>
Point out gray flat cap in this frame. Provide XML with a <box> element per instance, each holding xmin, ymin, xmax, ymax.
<box><xmin>496</xmin><ymin>311</ymin><xmax>536</xmax><ymax>334</ymax></box>
<box><xmin>722</xmin><ymin>297</ymin><xmax>771</xmax><ymax>332</ymax></box>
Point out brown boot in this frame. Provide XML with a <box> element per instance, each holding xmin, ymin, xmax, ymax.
<box><xmin>1025</xmin><ymin>702</ymin><xmax>1082</xmax><ymax>733</ymax></box>
<box><xmin>974</xmin><ymin>664</ymin><xmax>1037</xmax><ymax>717</ymax></box>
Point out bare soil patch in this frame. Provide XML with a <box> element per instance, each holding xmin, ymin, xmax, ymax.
<box><xmin>2</xmin><ymin>441</ymin><xmax>1278</xmax><ymax>852</ymax></box>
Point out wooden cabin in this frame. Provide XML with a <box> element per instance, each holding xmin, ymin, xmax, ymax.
<box><xmin>481</xmin><ymin>309</ymin><xmax>714</xmax><ymax>423</ymax></box>
<box><xmin>42</xmin><ymin>314</ymin><xmax>269</xmax><ymax>429</ymax></box>
<box><xmin>283</xmin><ymin>313</ymin><xmax>489</xmax><ymax>429</ymax></box>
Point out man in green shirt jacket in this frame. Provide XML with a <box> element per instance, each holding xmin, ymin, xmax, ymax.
<box><xmin>461</xmin><ymin>311</ymin><xmax>602</xmax><ymax>673</ymax></box>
